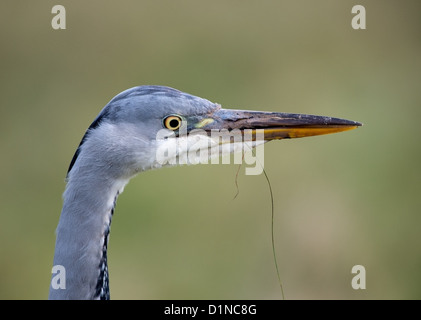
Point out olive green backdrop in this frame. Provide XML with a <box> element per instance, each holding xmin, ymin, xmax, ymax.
<box><xmin>0</xmin><ymin>1</ymin><xmax>420</xmax><ymax>299</ymax></box>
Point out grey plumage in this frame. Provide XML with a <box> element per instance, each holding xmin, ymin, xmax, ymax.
<box><xmin>49</xmin><ymin>86</ymin><xmax>219</xmax><ymax>300</ymax></box>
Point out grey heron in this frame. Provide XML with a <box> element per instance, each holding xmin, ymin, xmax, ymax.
<box><xmin>49</xmin><ymin>85</ymin><xmax>361</xmax><ymax>300</ymax></box>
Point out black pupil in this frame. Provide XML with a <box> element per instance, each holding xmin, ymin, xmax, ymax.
<box><xmin>169</xmin><ymin>118</ymin><xmax>179</xmax><ymax>128</ymax></box>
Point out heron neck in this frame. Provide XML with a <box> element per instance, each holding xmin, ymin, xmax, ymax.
<box><xmin>49</xmin><ymin>172</ymin><xmax>128</xmax><ymax>300</ymax></box>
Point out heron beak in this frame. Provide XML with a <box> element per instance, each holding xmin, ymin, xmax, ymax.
<box><xmin>199</xmin><ymin>109</ymin><xmax>362</xmax><ymax>140</ymax></box>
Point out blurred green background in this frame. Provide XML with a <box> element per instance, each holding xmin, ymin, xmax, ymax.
<box><xmin>0</xmin><ymin>0</ymin><xmax>420</xmax><ymax>300</ymax></box>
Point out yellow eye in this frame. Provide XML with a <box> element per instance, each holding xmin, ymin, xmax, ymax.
<box><xmin>163</xmin><ymin>115</ymin><xmax>182</xmax><ymax>130</ymax></box>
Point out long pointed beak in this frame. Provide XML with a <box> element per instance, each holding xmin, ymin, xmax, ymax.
<box><xmin>202</xmin><ymin>109</ymin><xmax>362</xmax><ymax>140</ymax></box>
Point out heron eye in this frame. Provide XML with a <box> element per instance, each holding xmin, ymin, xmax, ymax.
<box><xmin>163</xmin><ymin>115</ymin><xmax>182</xmax><ymax>130</ymax></box>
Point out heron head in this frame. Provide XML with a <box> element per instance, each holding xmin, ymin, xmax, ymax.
<box><xmin>67</xmin><ymin>86</ymin><xmax>361</xmax><ymax>180</ymax></box>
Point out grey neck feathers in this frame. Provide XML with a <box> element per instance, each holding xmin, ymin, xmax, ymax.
<box><xmin>49</xmin><ymin>170</ymin><xmax>127</xmax><ymax>300</ymax></box>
